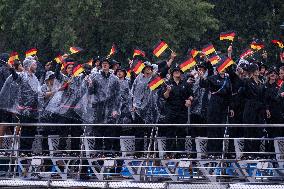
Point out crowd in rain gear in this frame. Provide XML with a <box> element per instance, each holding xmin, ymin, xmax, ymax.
<box><xmin>0</xmin><ymin>47</ymin><xmax>283</xmax><ymax>159</ymax></box>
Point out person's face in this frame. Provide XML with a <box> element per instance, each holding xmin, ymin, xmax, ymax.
<box><xmin>143</xmin><ymin>66</ymin><xmax>153</xmax><ymax>75</ymax></box>
<box><xmin>17</xmin><ymin>64</ymin><xmax>24</xmax><ymax>72</ymax></box>
<box><xmin>279</xmin><ymin>69</ymin><xmax>284</xmax><ymax>80</ymax></box>
<box><xmin>260</xmin><ymin>67</ymin><xmax>266</xmax><ymax>74</ymax></box>
<box><xmin>198</xmin><ymin>67</ymin><xmax>206</xmax><ymax>75</ymax></box>
<box><xmin>95</xmin><ymin>60</ymin><xmax>101</xmax><ymax>67</ymax></box>
<box><xmin>102</xmin><ymin>61</ymin><xmax>110</xmax><ymax>70</ymax></box>
<box><xmin>117</xmin><ymin>70</ymin><xmax>125</xmax><ymax>79</ymax></box>
<box><xmin>29</xmin><ymin>62</ymin><xmax>37</xmax><ymax>73</ymax></box>
<box><xmin>173</xmin><ymin>70</ymin><xmax>181</xmax><ymax>78</ymax></box>
<box><xmin>268</xmin><ymin>72</ymin><xmax>277</xmax><ymax>81</ymax></box>
<box><xmin>66</xmin><ymin>64</ymin><xmax>73</xmax><ymax>75</ymax></box>
<box><xmin>46</xmin><ymin>78</ymin><xmax>54</xmax><ymax>86</ymax></box>
<box><xmin>253</xmin><ymin>69</ymin><xmax>259</xmax><ymax>77</ymax></box>
<box><xmin>45</xmin><ymin>63</ymin><xmax>52</xmax><ymax>71</ymax></box>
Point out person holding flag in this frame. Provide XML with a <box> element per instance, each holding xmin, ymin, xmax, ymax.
<box><xmin>199</xmin><ymin>56</ymin><xmax>234</xmax><ymax>157</ymax></box>
<box><xmin>159</xmin><ymin>65</ymin><xmax>193</xmax><ymax>158</ymax></box>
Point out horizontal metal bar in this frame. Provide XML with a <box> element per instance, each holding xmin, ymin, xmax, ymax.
<box><xmin>0</xmin><ymin>123</ymin><xmax>284</xmax><ymax>127</ymax></box>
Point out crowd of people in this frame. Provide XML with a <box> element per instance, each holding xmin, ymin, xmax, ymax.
<box><xmin>0</xmin><ymin>46</ymin><xmax>283</xmax><ymax>159</ymax></box>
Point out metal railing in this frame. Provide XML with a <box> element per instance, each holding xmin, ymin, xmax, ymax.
<box><xmin>0</xmin><ymin>123</ymin><xmax>283</xmax><ymax>188</ymax></box>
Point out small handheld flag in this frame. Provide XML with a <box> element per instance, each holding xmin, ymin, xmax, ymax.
<box><xmin>70</xmin><ymin>47</ymin><xmax>83</xmax><ymax>54</ymax></box>
<box><xmin>108</xmin><ymin>43</ymin><xmax>116</xmax><ymax>57</ymax></box>
<box><xmin>25</xmin><ymin>48</ymin><xmax>37</xmax><ymax>57</ymax></box>
<box><xmin>72</xmin><ymin>64</ymin><xmax>84</xmax><ymax>77</ymax></box>
<box><xmin>132</xmin><ymin>60</ymin><xmax>145</xmax><ymax>74</ymax></box>
<box><xmin>208</xmin><ymin>54</ymin><xmax>220</xmax><ymax>65</ymax></box>
<box><xmin>133</xmin><ymin>49</ymin><xmax>146</xmax><ymax>58</ymax></box>
<box><xmin>240</xmin><ymin>49</ymin><xmax>254</xmax><ymax>59</ymax></box>
<box><xmin>217</xmin><ymin>57</ymin><xmax>234</xmax><ymax>73</ymax></box>
<box><xmin>190</xmin><ymin>49</ymin><xmax>199</xmax><ymax>58</ymax></box>
<box><xmin>55</xmin><ymin>54</ymin><xmax>64</xmax><ymax>64</ymax></box>
<box><xmin>153</xmin><ymin>40</ymin><xmax>169</xmax><ymax>58</ymax></box>
<box><xmin>148</xmin><ymin>76</ymin><xmax>164</xmax><ymax>91</ymax></box>
<box><xmin>220</xmin><ymin>32</ymin><xmax>235</xmax><ymax>41</ymax></box>
<box><xmin>8</xmin><ymin>52</ymin><xmax>19</xmax><ymax>65</ymax></box>
<box><xmin>179</xmin><ymin>57</ymin><xmax>196</xmax><ymax>72</ymax></box>
<box><xmin>272</xmin><ymin>40</ymin><xmax>284</xmax><ymax>49</ymax></box>
<box><xmin>202</xmin><ymin>44</ymin><xmax>216</xmax><ymax>56</ymax></box>
<box><xmin>250</xmin><ymin>42</ymin><xmax>264</xmax><ymax>51</ymax></box>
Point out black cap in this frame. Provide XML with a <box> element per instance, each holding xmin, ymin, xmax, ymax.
<box><xmin>267</xmin><ymin>66</ymin><xmax>278</xmax><ymax>75</ymax></box>
<box><xmin>0</xmin><ymin>53</ymin><xmax>9</xmax><ymax>64</ymax></box>
<box><xmin>247</xmin><ymin>63</ymin><xmax>259</xmax><ymax>73</ymax></box>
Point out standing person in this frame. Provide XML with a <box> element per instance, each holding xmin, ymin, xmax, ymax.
<box><xmin>88</xmin><ymin>58</ymin><xmax>120</xmax><ymax>156</ymax></box>
<box><xmin>91</xmin><ymin>56</ymin><xmax>101</xmax><ymax>74</ymax></box>
<box><xmin>160</xmin><ymin>66</ymin><xmax>193</xmax><ymax>158</ymax></box>
<box><xmin>115</xmin><ymin>68</ymin><xmax>132</xmax><ymax>124</ymax></box>
<box><xmin>199</xmin><ymin>61</ymin><xmax>234</xmax><ymax>158</ymax></box>
<box><xmin>8</xmin><ymin>57</ymin><xmax>42</xmax><ymax>155</ymax></box>
<box><xmin>131</xmin><ymin>62</ymin><xmax>159</xmax><ymax>124</ymax></box>
<box><xmin>36</xmin><ymin>61</ymin><xmax>53</xmax><ymax>85</ymax></box>
<box><xmin>45</xmin><ymin>59</ymin><xmax>84</xmax><ymax>155</ymax></box>
<box><xmin>265</xmin><ymin>67</ymin><xmax>283</xmax><ymax>124</ymax></box>
<box><xmin>0</xmin><ymin>53</ymin><xmax>11</xmax><ymax>91</ymax></box>
<box><xmin>241</xmin><ymin>63</ymin><xmax>266</xmax><ymax>158</ymax></box>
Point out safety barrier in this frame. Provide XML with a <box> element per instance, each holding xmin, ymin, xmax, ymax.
<box><xmin>0</xmin><ymin>124</ymin><xmax>283</xmax><ymax>188</ymax></box>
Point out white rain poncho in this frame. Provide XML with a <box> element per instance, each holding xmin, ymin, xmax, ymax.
<box><xmin>87</xmin><ymin>71</ymin><xmax>121</xmax><ymax>124</ymax></box>
<box><xmin>131</xmin><ymin>73</ymin><xmax>160</xmax><ymax>124</ymax></box>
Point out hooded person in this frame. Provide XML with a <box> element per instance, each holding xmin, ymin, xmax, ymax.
<box><xmin>0</xmin><ymin>53</ymin><xmax>10</xmax><ymax>91</ymax></box>
<box><xmin>91</xmin><ymin>56</ymin><xmax>101</xmax><ymax>74</ymax></box>
<box><xmin>2</xmin><ymin>56</ymin><xmax>43</xmax><ymax>155</ymax></box>
<box><xmin>131</xmin><ymin>61</ymin><xmax>160</xmax><ymax>124</ymax></box>
<box><xmin>86</xmin><ymin>58</ymin><xmax>121</xmax><ymax>155</ymax></box>
<box><xmin>190</xmin><ymin>62</ymin><xmax>210</xmax><ymax>124</ymax></box>
<box><xmin>45</xmin><ymin>61</ymin><xmax>90</xmax><ymax>154</ymax></box>
<box><xmin>115</xmin><ymin>67</ymin><xmax>132</xmax><ymax>125</ymax></box>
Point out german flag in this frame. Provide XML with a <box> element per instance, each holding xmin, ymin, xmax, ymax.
<box><xmin>250</xmin><ymin>42</ymin><xmax>264</xmax><ymax>51</ymax></box>
<box><xmin>148</xmin><ymin>76</ymin><xmax>164</xmax><ymax>91</ymax></box>
<box><xmin>108</xmin><ymin>43</ymin><xmax>116</xmax><ymax>57</ymax></box>
<box><xmin>132</xmin><ymin>60</ymin><xmax>145</xmax><ymax>74</ymax></box>
<box><xmin>8</xmin><ymin>52</ymin><xmax>19</xmax><ymax>65</ymax></box>
<box><xmin>272</xmin><ymin>40</ymin><xmax>284</xmax><ymax>49</ymax></box>
<box><xmin>220</xmin><ymin>32</ymin><xmax>235</xmax><ymax>41</ymax></box>
<box><xmin>240</xmin><ymin>49</ymin><xmax>253</xmax><ymax>59</ymax></box>
<box><xmin>55</xmin><ymin>54</ymin><xmax>64</xmax><ymax>64</ymax></box>
<box><xmin>190</xmin><ymin>49</ymin><xmax>199</xmax><ymax>58</ymax></box>
<box><xmin>179</xmin><ymin>58</ymin><xmax>196</xmax><ymax>72</ymax></box>
<box><xmin>126</xmin><ymin>69</ymin><xmax>131</xmax><ymax>78</ymax></box>
<box><xmin>208</xmin><ymin>54</ymin><xmax>220</xmax><ymax>65</ymax></box>
<box><xmin>25</xmin><ymin>48</ymin><xmax>37</xmax><ymax>57</ymax></box>
<box><xmin>133</xmin><ymin>49</ymin><xmax>146</xmax><ymax>58</ymax></box>
<box><xmin>70</xmin><ymin>46</ymin><xmax>83</xmax><ymax>54</ymax></box>
<box><xmin>153</xmin><ymin>40</ymin><xmax>169</xmax><ymax>57</ymax></box>
<box><xmin>202</xmin><ymin>44</ymin><xmax>215</xmax><ymax>56</ymax></box>
<box><xmin>87</xmin><ymin>59</ymin><xmax>93</xmax><ymax>66</ymax></box>
<box><xmin>217</xmin><ymin>57</ymin><xmax>234</xmax><ymax>73</ymax></box>
<box><xmin>72</xmin><ymin>64</ymin><xmax>84</xmax><ymax>77</ymax></box>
